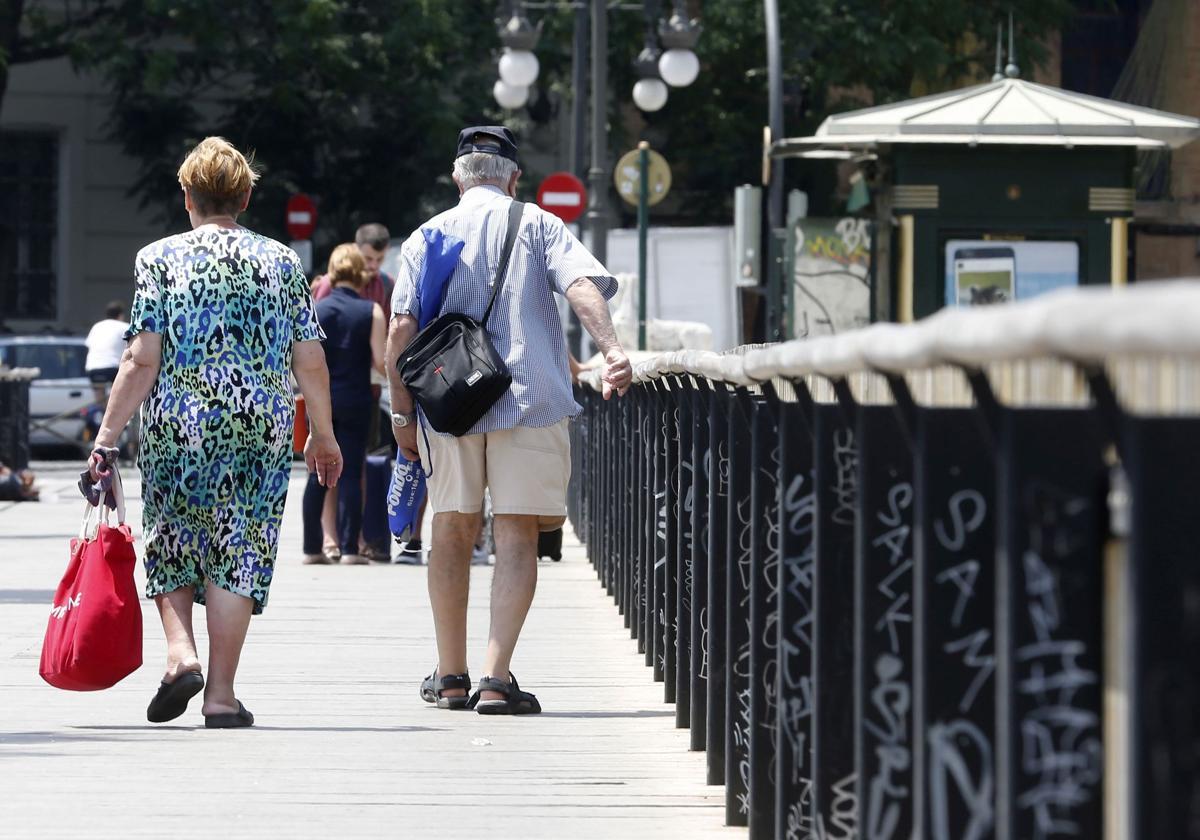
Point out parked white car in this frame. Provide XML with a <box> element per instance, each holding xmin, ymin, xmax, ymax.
<box><xmin>0</xmin><ymin>336</ymin><xmax>92</xmax><ymax>454</ymax></box>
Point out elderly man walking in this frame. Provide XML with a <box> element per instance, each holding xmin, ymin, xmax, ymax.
<box><xmin>386</xmin><ymin>126</ymin><xmax>631</xmax><ymax>715</ymax></box>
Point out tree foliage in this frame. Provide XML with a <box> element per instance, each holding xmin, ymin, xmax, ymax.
<box><xmin>92</xmin><ymin>0</ymin><xmax>502</xmax><ymax>248</ymax></box>
<box><xmin>2</xmin><ymin>0</ymin><xmax>1077</xmax><ymax>240</ymax></box>
<box><xmin>592</xmin><ymin>0</ymin><xmax>1076</xmax><ymax>223</ymax></box>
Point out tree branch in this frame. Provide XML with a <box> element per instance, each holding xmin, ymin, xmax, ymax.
<box><xmin>13</xmin><ymin>2</ymin><xmax>119</xmax><ymax>64</ymax></box>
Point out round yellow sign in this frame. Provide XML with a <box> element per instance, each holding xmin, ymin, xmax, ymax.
<box><xmin>614</xmin><ymin>148</ymin><xmax>672</xmax><ymax>207</ymax></box>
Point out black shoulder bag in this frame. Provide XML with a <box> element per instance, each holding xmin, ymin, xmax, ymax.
<box><xmin>398</xmin><ymin>200</ymin><xmax>523</xmax><ymax>437</ymax></box>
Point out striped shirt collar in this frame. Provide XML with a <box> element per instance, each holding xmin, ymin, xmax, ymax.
<box><xmin>459</xmin><ymin>185</ymin><xmax>508</xmax><ymax>207</ymax></box>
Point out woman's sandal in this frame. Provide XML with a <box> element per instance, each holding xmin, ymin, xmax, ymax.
<box><xmin>146</xmin><ymin>670</ymin><xmax>204</xmax><ymax>723</ymax></box>
<box><xmin>203</xmin><ymin>700</ymin><xmax>255</xmax><ymax>729</ymax></box>
<box><xmin>467</xmin><ymin>673</ymin><xmax>542</xmax><ymax>715</ymax></box>
<box><xmin>419</xmin><ymin>670</ymin><xmax>472</xmax><ymax>710</ymax></box>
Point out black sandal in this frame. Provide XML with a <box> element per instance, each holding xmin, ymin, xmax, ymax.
<box><xmin>146</xmin><ymin>670</ymin><xmax>204</xmax><ymax>723</ymax></box>
<box><xmin>419</xmin><ymin>670</ymin><xmax>472</xmax><ymax>710</ymax></box>
<box><xmin>467</xmin><ymin>673</ymin><xmax>542</xmax><ymax>715</ymax></box>
<box><xmin>204</xmin><ymin>700</ymin><xmax>255</xmax><ymax>729</ymax></box>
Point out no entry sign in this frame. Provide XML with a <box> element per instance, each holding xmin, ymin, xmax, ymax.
<box><xmin>536</xmin><ymin>172</ymin><xmax>587</xmax><ymax>224</ymax></box>
<box><xmin>286</xmin><ymin>194</ymin><xmax>317</xmax><ymax>240</ymax></box>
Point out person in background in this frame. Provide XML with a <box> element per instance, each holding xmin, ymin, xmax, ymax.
<box><xmin>0</xmin><ymin>459</ymin><xmax>38</xmax><ymax>502</ymax></box>
<box><xmin>310</xmin><ymin>223</ymin><xmax>394</xmax><ymax>560</ymax></box>
<box><xmin>301</xmin><ymin>243</ymin><xmax>386</xmax><ymax>566</ymax></box>
<box><xmin>84</xmin><ymin>300</ymin><xmax>130</xmax><ymax>405</ymax></box>
<box><xmin>310</xmin><ymin>224</ymin><xmax>394</xmax><ymax>309</ymax></box>
<box><xmin>89</xmin><ymin>136</ymin><xmax>341</xmax><ymax>728</ymax></box>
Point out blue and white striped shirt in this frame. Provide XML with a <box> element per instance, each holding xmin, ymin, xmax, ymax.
<box><xmin>392</xmin><ymin>185</ymin><xmax>617</xmax><ymax>435</ymax></box>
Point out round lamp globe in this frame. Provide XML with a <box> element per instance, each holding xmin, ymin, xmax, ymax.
<box><xmin>658</xmin><ymin>48</ymin><xmax>700</xmax><ymax>88</ymax></box>
<box><xmin>499</xmin><ymin>49</ymin><xmax>540</xmax><ymax>88</ymax></box>
<box><xmin>632</xmin><ymin>78</ymin><xmax>669</xmax><ymax>112</ymax></box>
<box><xmin>493</xmin><ymin>79</ymin><xmax>529</xmax><ymax>110</ymax></box>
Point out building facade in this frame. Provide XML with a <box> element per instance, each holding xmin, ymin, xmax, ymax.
<box><xmin>1</xmin><ymin>57</ymin><xmax>168</xmax><ymax>333</ymax></box>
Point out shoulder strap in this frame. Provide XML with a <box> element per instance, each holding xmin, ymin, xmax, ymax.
<box><xmin>481</xmin><ymin>200</ymin><xmax>524</xmax><ymax>326</ymax></box>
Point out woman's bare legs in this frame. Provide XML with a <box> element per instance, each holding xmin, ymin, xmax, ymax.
<box><xmin>321</xmin><ymin>487</ymin><xmax>338</xmax><ymax>554</ymax></box>
<box><xmin>155</xmin><ymin>587</ymin><xmax>201</xmax><ymax>682</ymax></box>
<box><xmin>200</xmin><ymin>582</ymin><xmax>254</xmax><ymax>716</ymax></box>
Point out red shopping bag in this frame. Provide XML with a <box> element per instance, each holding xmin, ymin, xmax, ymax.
<box><xmin>39</xmin><ymin>465</ymin><xmax>142</xmax><ymax>691</ymax></box>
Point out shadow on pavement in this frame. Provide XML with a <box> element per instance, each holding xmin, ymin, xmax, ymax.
<box><xmin>0</xmin><ymin>729</ymin><xmax>186</xmax><ymax>745</ymax></box>
<box><xmin>70</xmin><ymin>724</ymin><xmax>449</xmax><ymax>734</ymax></box>
<box><xmin>0</xmin><ymin>589</ymin><xmax>55</xmax><ymax>604</ymax></box>
<box><xmin>537</xmin><ymin>710</ymin><xmax>675</xmax><ymax>719</ymax></box>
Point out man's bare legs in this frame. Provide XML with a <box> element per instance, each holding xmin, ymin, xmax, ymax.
<box><xmin>428</xmin><ymin>511</ymin><xmax>477</xmax><ymax>696</ymax></box>
<box><xmin>155</xmin><ymin>587</ymin><xmax>201</xmax><ymax>682</ymax></box>
<box><xmin>200</xmin><ymin>583</ymin><xmax>254</xmax><ymax>716</ymax></box>
<box><xmin>480</xmin><ymin>513</ymin><xmax>539</xmax><ymax>700</ymax></box>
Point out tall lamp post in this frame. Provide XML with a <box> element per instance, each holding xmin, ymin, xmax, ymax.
<box><xmin>492</xmin><ymin>0</ymin><xmax>701</xmax><ymax>346</ymax></box>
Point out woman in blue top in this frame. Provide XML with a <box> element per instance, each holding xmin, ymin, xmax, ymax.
<box><xmin>302</xmin><ymin>243</ymin><xmax>386</xmax><ymax>565</ymax></box>
<box><xmin>89</xmin><ymin>137</ymin><xmax>343</xmax><ymax>728</ymax></box>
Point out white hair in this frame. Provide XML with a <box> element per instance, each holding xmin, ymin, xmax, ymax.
<box><xmin>453</xmin><ymin>152</ymin><xmax>518</xmax><ymax>190</ymax></box>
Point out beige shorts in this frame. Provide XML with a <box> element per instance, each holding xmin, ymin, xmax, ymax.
<box><xmin>417</xmin><ymin>419</ymin><xmax>571</xmax><ymax>530</ymax></box>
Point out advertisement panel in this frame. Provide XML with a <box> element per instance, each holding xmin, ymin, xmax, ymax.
<box><xmin>943</xmin><ymin>239</ymin><xmax>1080</xmax><ymax>307</ymax></box>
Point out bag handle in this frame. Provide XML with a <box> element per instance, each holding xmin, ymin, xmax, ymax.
<box><xmin>481</xmin><ymin>200</ymin><xmax>524</xmax><ymax>327</ymax></box>
<box><xmin>78</xmin><ymin>462</ymin><xmax>127</xmax><ymax>541</ymax></box>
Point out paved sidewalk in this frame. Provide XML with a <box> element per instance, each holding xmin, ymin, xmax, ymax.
<box><xmin>0</xmin><ymin>463</ymin><xmax>735</xmax><ymax>839</ymax></box>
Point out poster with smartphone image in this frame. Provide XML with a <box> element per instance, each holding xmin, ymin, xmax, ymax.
<box><xmin>944</xmin><ymin>239</ymin><xmax>1080</xmax><ymax>306</ymax></box>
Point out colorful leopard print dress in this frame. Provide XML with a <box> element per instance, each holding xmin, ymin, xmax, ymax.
<box><xmin>125</xmin><ymin>226</ymin><xmax>324</xmax><ymax>613</ymax></box>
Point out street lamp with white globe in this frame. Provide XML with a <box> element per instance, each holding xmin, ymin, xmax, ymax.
<box><xmin>493</xmin><ymin>2</ymin><xmax>541</xmax><ymax>109</ymax></box>
<box><xmin>632</xmin><ymin>6</ymin><xmax>669</xmax><ymax>113</ymax></box>
<box><xmin>489</xmin><ymin>0</ymin><xmax>702</xmax><ymax>354</ymax></box>
<box><xmin>658</xmin><ymin>0</ymin><xmax>702</xmax><ymax>88</ymax></box>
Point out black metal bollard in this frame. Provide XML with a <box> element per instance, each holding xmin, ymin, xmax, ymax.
<box><xmin>725</xmin><ymin>387</ymin><xmax>756</xmax><ymax>826</ymax></box>
<box><xmin>676</xmin><ymin>377</ymin><xmax>695</xmax><ymax>728</ymax></box>
<box><xmin>616</xmin><ymin>394</ymin><xmax>629</xmax><ymax>621</ymax></box>
<box><xmin>993</xmin><ymin>402</ymin><xmax>1107</xmax><ymax>840</ymax></box>
<box><xmin>650</xmin><ymin>381</ymin><xmax>666</xmax><ymax>679</ymax></box>
<box><xmin>707</xmin><ymin>383</ymin><xmax>731</xmax><ymax>787</ymax></box>
<box><xmin>648</xmin><ymin>384</ymin><xmax>657</xmax><ymax>667</ymax></box>
<box><xmin>633</xmin><ymin>393</ymin><xmax>643</xmax><ymax>638</ymax></box>
<box><xmin>663</xmin><ymin>378</ymin><xmax>680</xmax><ymax>705</ymax></box>
<box><xmin>635</xmin><ymin>388</ymin><xmax>650</xmax><ymax>652</ymax></box>
<box><xmin>1120</xmin><ymin>412</ymin><xmax>1200</xmax><ymax>839</ymax></box>
<box><xmin>593</xmin><ymin>388</ymin><xmax>604</xmax><ymax>580</ymax></box>
<box><xmin>854</xmin><ymin>400</ymin><xmax>916</xmax><ymax>840</ymax></box>
<box><xmin>690</xmin><ymin>378</ymin><xmax>711</xmax><ymax>752</ymax></box>
<box><xmin>0</xmin><ymin>377</ymin><xmax>33</xmax><ymax>471</ymax></box>
<box><xmin>912</xmin><ymin>402</ymin><xmax>998</xmax><ymax>840</ymax></box>
<box><xmin>811</xmin><ymin>391</ymin><xmax>860</xmax><ymax>838</ymax></box>
<box><xmin>775</xmin><ymin>382</ymin><xmax>817</xmax><ymax>840</ymax></box>
<box><xmin>749</xmin><ymin>388</ymin><xmax>783</xmax><ymax>840</ymax></box>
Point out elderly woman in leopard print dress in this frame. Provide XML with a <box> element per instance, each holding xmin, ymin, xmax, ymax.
<box><xmin>90</xmin><ymin>137</ymin><xmax>343</xmax><ymax>728</ymax></box>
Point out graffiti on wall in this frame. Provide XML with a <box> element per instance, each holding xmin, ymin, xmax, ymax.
<box><xmin>790</xmin><ymin>218</ymin><xmax>872</xmax><ymax>339</ymax></box>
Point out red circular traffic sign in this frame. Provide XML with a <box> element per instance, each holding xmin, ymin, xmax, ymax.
<box><xmin>536</xmin><ymin>172</ymin><xmax>588</xmax><ymax>224</ymax></box>
<box><xmin>286</xmin><ymin>193</ymin><xmax>317</xmax><ymax>240</ymax></box>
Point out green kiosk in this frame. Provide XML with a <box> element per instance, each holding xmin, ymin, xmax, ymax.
<box><xmin>773</xmin><ymin>76</ymin><xmax>1200</xmax><ymax>325</ymax></box>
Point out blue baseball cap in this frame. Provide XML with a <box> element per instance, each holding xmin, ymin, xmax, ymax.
<box><xmin>456</xmin><ymin>125</ymin><xmax>519</xmax><ymax>164</ymax></box>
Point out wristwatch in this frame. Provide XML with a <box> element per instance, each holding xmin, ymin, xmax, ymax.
<box><xmin>390</xmin><ymin>411</ymin><xmax>417</xmax><ymax>428</ymax></box>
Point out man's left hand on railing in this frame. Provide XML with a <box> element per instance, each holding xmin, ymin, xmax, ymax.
<box><xmin>602</xmin><ymin>347</ymin><xmax>632</xmax><ymax>400</ymax></box>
